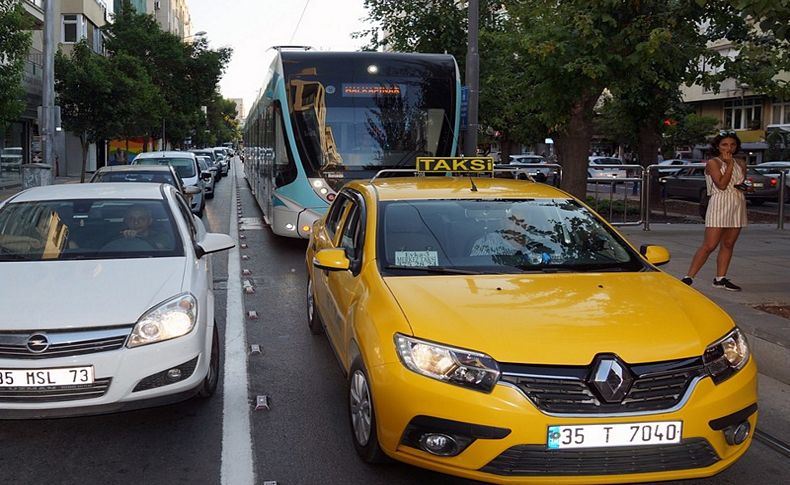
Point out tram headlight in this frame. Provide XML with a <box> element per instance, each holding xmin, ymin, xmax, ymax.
<box><xmin>308</xmin><ymin>178</ymin><xmax>336</xmax><ymax>204</ymax></box>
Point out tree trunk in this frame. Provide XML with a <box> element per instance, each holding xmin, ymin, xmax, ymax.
<box><xmin>80</xmin><ymin>133</ymin><xmax>89</xmax><ymax>183</ymax></box>
<box><xmin>555</xmin><ymin>94</ymin><xmax>599</xmax><ymax>200</ymax></box>
<box><xmin>637</xmin><ymin>122</ymin><xmax>662</xmax><ymax>211</ymax></box>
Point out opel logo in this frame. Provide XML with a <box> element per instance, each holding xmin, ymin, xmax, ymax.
<box><xmin>26</xmin><ymin>333</ymin><xmax>50</xmax><ymax>353</ymax></box>
<box><xmin>590</xmin><ymin>357</ymin><xmax>633</xmax><ymax>403</ymax></box>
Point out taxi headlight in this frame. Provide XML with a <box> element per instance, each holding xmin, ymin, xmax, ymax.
<box><xmin>395</xmin><ymin>334</ymin><xmax>500</xmax><ymax>393</ymax></box>
<box><xmin>703</xmin><ymin>328</ymin><xmax>750</xmax><ymax>384</ymax></box>
<box><xmin>128</xmin><ymin>293</ymin><xmax>197</xmax><ymax>348</ymax></box>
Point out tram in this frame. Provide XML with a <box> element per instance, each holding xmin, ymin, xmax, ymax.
<box><xmin>242</xmin><ymin>48</ymin><xmax>461</xmax><ymax>238</ymax></box>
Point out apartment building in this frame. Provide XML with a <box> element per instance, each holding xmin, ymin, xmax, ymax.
<box><xmin>112</xmin><ymin>0</ymin><xmax>192</xmax><ymax>38</ymax></box>
<box><xmin>0</xmin><ymin>1</ymin><xmax>44</xmax><ymax>189</ymax></box>
<box><xmin>680</xmin><ymin>40</ymin><xmax>790</xmax><ymax>164</ymax></box>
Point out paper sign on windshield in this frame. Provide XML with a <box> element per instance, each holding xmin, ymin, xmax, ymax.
<box><xmin>395</xmin><ymin>251</ymin><xmax>439</xmax><ymax>267</ymax></box>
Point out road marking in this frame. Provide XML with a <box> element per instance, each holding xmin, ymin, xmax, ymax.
<box><xmin>221</xmin><ymin>160</ymin><xmax>255</xmax><ymax>485</ymax></box>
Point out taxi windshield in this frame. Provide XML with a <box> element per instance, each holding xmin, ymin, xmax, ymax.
<box><xmin>0</xmin><ymin>199</ymin><xmax>183</xmax><ymax>261</ymax></box>
<box><xmin>378</xmin><ymin>198</ymin><xmax>643</xmax><ymax>274</ymax></box>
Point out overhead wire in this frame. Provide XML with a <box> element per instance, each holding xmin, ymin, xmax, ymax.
<box><xmin>290</xmin><ymin>0</ymin><xmax>312</xmax><ymax>43</ymax></box>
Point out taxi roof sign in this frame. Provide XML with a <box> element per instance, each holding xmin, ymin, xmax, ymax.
<box><xmin>416</xmin><ymin>157</ymin><xmax>494</xmax><ymax>173</ymax></box>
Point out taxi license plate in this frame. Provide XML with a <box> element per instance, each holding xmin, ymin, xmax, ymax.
<box><xmin>547</xmin><ymin>421</ymin><xmax>682</xmax><ymax>449</ymax></box>
<box><xmin>753</xmin><ymin>182</ymin><xmax>764</xmax><ymax>188</ymax></box>
<box><xmin>0</xmin><ymin>366</ymin><xmax>94</xmax><ymax>387</ymax></box>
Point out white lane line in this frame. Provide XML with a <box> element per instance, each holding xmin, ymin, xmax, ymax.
<box><xmin>221</xmin><ymin>160</ymin><xmax>255</xmax><ymax>485</ymax></box>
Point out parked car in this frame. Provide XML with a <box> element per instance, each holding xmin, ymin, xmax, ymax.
<box><xmin>507</xmin><ymin>154</ymin><xmax>557</xmax><ymax>183</ymax></box>
<box><xmin>753</xmin><ymin>161</ymin><xmax>790</xmax><ymax>202</ymax></box>
<box><xmin>131</xmin><ymin>151</ymin><xmax>205</xmax><ymax>217</ymax></box>
<box><xmin>588</xmin><ymin>156</ymin><xmax>627</xmax><ymax>179</ymax></box>
<box><xmin>1</xmin><ymin>147</ymin><xmax>23</xmax><ymax>173</ymax></box>
<box><xmin>196</xmin><ymin>157</ymin><xmax>215</xmax><ymax>199</ymax></box>
<box><xmin>659</xmin><ymin>166</ymin><xmax>780</xmax><ymax>216</ymax></box>
<box><xmin>657</xmin><ymin>159</ymin><xmax>703</xmax><ymax>175</ymax></box>
<box><xmin>89</xmin><ymin>165</ymin><xmax>199</xmax><ymax>200</ymax></box>
<box><xmin>0</xmin><ymin>182</ymin><xmax>234</xmax><ymax>418</ymax></box>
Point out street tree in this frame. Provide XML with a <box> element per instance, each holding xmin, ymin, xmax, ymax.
<box><xmin>0</xmin><ymin>0</ymin><xmax>32</xmax><ymax>128</ymax></box>
<box><xmin>55</xmin><ymin>42</ymin><xmax>114</xmax><ymax>182</ymax></box>
<box><xmin>104</xmin><ymin>1</ymin><xmax>231</xmax><ymax>148</ymax></box>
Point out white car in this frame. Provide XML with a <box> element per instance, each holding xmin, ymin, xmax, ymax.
<box><xmin>132</xmin><ymin>151</ymin><xmax>205</xmax><ymax>217</ymax></box>
<box><xmin>658</xmin><ymin>158</ymin><xmax>702</xmax><ymax>175</ymax></box>
<box><xmin>0</xmin><ymin>183</ymin><xmax>234</xmax><ymax>418</ymax></box>
<box><xmin>508</xmin><ymin>154</ymin><xmax>555</xmax><ymax>182</ymax></box>
<box><xmin>588</xmin><ymin>156</ymin><xmax>627</xmax><ymax>179</ymax></box>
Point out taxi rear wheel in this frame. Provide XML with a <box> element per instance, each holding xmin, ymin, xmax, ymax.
<box><xmin>307</xmin><ymin>278</ymin><xmax>323</xmax><ymax>335</ymax></box>
<box><xmin>197</xmin><ymin>323</ymin><xmax>220</xmax><ymax>398</ymax></box>
<box><xmin>348</xmin><ymin>358</ymin><xmax>386</xmax><ymax>463</ymax></box>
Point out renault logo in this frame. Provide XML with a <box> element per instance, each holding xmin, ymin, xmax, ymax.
<box><xmin>26</xmin><ymin>333</ymin><xmax>50</xmax><ymax>353</ymax></box>
<box><xmin>591</xmin><ymin>357</ymin><xmax>633</xmax><ymax>402</ymax></box>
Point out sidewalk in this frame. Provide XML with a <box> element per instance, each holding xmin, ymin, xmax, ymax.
<box><xmin>0</xmin><ymin>175</ymin><xmax>83</xmax><ymax>202</ymax></box>
<box><xmin>620</xmin><ymin>224</ymin><xmax>790</xmax><ymax>385</ymax></box>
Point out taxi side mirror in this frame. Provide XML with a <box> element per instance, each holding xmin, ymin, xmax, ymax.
<box><xmin>640</xmin><ymin>244</ymin><xmax>670</xmax><ymax>266</ymax></box>
<box><xmin>313</xmin><ymin>248</ymin><xmax>350</xmax><ymax>272</ymax></box>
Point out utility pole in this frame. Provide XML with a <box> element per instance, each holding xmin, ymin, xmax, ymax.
<box><xmin>464</xmin><ymin>0</ymin><xmax>480</xmax><ymax>157</ymax></box>
<box><xmin>40</xmin><ymin>0</ymin><xmax>56</xmax><ymax>183</ymax></box>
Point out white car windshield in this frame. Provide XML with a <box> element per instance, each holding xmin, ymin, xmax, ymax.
<box><xmin>379</xmin><ymin>199</ymin><xmax>643</xmax><ymax>274</ymax></box>
<box><xmin>134</xmin><ymin>157</ymin><xmax>196</xmax><ymax>178</ymax></box>
<box><xmin>0</xmin><ymin>199</ymin><xmax>183</xmax><ymax>261</ymax></box>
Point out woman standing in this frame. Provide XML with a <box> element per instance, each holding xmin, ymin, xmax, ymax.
<box><xmin>681</xmin><ymin>131</ymin><xmax>747</xmax><ymax>291</ymax></box>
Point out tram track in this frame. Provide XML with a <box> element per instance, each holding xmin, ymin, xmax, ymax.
<box><xmin>754</xmin><ymin>428</ymin><xmax>790</xmax><ymax>458</ymax></box>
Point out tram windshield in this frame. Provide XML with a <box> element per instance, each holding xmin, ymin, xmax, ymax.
<box><xmin>283</xmin><ymin>56</ymin><xmax>457</xmax><ymax>182</ymax></box>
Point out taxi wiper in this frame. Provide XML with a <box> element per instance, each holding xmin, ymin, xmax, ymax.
<box><xmin>384</xmin><ymin>265</ymin><xmax>483</xmax><ymax>275</ymax></box>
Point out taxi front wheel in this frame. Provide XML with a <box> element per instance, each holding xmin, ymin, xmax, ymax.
<box><xmin>349</xmin><ymin>358</ymin><xmax>387</xmax><ymax>463</ymax></box>
<box><xmin>307</xmin><ymin>278</ymin><xmax>324</xmax><ymax>335</ymax></box>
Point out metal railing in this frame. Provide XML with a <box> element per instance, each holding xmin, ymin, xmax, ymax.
<box><xmin>643</xmin><ymin>164</ymin><xmax>789</xmax><ymax>231</ymax></box>
<box><xmin>586</xmin><ymin>164</ymin><xmax>644</xmax><ymax>226</ymax></box>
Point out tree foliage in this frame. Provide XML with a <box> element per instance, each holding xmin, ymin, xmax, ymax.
<box><xmin>103</xmin><ymin>1</ymin><xmax>232</xmax><ymax>146</ymax></box>
<box><xmin>0</xmin><ymin>0</ymin><xmax>32</xmax><ymax>127</ymax></box>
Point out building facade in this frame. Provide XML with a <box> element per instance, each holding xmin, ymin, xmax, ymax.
<box><xmin>112</xmin><ymin>0</ymin><xmax>192</xmax><ymax>38</ymax></box>
<box><xmin>680</xmin><ymin>40</ymin><xmax>790</xmax><ymax>164</ymax></box>
<box><xmin>0</xmin><ymin>1</ymin><xmax>44</xmax><ymax>189</ymax></box>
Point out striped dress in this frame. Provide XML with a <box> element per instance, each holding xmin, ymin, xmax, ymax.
<box><xmin>705</xmin><ymin>158</ymin><xmax>747</xmax><ymax>228</ymax></box>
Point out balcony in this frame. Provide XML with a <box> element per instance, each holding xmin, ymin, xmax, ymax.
<box><xmin>22</xmin><ymin>0</ymin><xmax>45</xmax><ymax>29</ymax></box>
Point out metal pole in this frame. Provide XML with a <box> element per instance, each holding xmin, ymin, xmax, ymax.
<box><xmin>779</xmin><ymin>170</ymin><xmax>786</xmax><ymax>230</ymax></box>
<box><xmin>162</xmin><ymin>118</ymin><xmax>166</xmax><ymax>150</ymax></box>
<box><xmin>40</xmin><ymin>0</ymin><xmax>56</xmax><ymax>182</ymax></box>
<box><xmin>464</xmin><ymin>0</ymin><xmax>479</xmax><ymax>157</ymax></box>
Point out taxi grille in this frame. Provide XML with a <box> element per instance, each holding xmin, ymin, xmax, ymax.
<box><xmin>480</xmin><ymin>439</ymin><xmax>719</xmax><ymax>476</ymax></box>
<box><xmin>0</xmin><ymin>378</ymin><xmax>112</xmax><ymax>403</ymax></box>
<box><xmin>500</xmin><ymin>357</ymin><xmax>706</xmax><ymax>414</ymax></box>
<box><xmin>0</xmin><ymin>327</ymin><xmax>131</xmax><ymax>360</ymax></box>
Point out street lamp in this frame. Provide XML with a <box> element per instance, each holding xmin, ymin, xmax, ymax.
<box><xmin>183</xmin><ymin>31</ymin><xmax>207</xmax><ymax>42</ymax></box>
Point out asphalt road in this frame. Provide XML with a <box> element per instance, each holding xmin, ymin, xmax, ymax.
<box><xmin>0</xmin><ymin>160</ymin><xmax>787</xmax><ymax>484</ymax></box>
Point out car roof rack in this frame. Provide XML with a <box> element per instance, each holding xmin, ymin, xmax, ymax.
<box><xmin>370</xmin><ymin>169</ymin><xmax>421</xmax><ymax>182</ymax></box>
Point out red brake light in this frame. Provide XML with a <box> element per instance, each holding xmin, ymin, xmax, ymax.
<box><xmin>770</xmin><ymin>178</ymin><xmax>777</xmax><ymax>186</ymax></box>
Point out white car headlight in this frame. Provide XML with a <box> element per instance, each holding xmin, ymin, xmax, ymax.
<box><xmin>395</xmin><ymin>334</ymin><xmax>500</xmax><ymax>393</ymax></box>
<box><xmin>128</xmin><ymin>293</ymin><xmax>197</xmax><ymax>348</ymax></box>
<box><xmin>703</xmin><ymin>328</ymin><xmax>750</xmax><ymax>384</ymax></box>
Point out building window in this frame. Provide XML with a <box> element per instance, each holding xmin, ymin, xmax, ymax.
<box><xmin>62</xmin><ymin>14</ymin><xmax>87</xmax><ymax>43</ymax></box>
<box><xmin>771</xmin><ymin>101</ymin><xmax>790</xmax><ymax>125</ymax></box>
<box><xmin>723</xmin><ymin>98</ymin><xmax>762</xmax><ymax>130</ymax></box>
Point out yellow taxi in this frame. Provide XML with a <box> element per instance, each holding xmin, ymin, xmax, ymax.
<box><xmin>305</xmin><ymin>160</ymin><xmax>757</xmax><ymax>484</ymax></box>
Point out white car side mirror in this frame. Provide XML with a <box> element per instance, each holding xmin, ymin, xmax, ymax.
<box><xmin>195</xmin><ymin>233</ymin><xmax>235</xmax><ymax>258</ymax></box>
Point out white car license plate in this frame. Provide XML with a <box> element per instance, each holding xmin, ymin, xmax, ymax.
<box><xmin>0</xmin><ymin>366</ymin><xmax>94</xmax><ymax>387</ymax></box>
<box><xmin>547</xmin><ymin>421</ymin><xmax>682</xmax><ymax>449</ymax></box>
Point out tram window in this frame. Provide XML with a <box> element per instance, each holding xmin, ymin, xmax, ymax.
<box><xmin>273</xmin><ymin>104</ymin><xmax>297</xmax><ymax>187</ymax></box>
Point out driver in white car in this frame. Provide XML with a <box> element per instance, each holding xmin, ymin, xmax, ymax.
<box><xmin>120</xmin><ymin>205</ymin><xmax>169</xmax><ymax>249</ymax></box>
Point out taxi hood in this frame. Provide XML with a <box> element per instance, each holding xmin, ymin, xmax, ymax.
<box><xmin>0</xmin><ymin>258</ymin><xmax>185</xmax><ymax>330</ymax></box>
<box><xmin>384</xmin><ymin>272</ymin><xmax>734</xmax><ymax>365</ymax></box>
